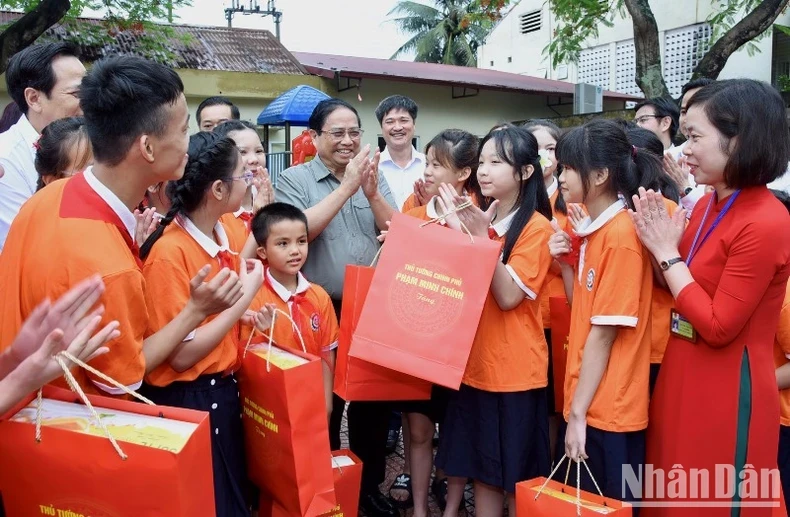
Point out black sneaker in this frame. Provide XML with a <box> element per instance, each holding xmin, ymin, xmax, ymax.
<box><xmin>359</xmin><ymin>490</ymin><xmax>398</xmax><ymax>517</ymax></box>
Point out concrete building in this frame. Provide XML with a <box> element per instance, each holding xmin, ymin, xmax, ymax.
<box><xmin>479</xmin><ymin>0</ymin><xmax>790</xmax><ymax>98</ymax></box>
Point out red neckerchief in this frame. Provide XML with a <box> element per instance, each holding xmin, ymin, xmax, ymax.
<box><xmin>60</xmin><ymin>172</ymin><xmax>142</xmax><ymax>269</ymax></box>
<box><xmin>263</xmin><ymin>271</ymin><xmax>323</xmax><ymax>361</ymax></box>
<box><xmin>217</xmin><ymin>249</ymin><xmax>236</xmax><ymax>270</ymax></box>
<box><xmin>237</xmin><ymin>211</ymin><xmax>253</xmax><ymax>232</ymax></box>
<box><xmin>558</xmin><ymin>220</ymin><xmax>583</xmax><ymax>268</ymax></box>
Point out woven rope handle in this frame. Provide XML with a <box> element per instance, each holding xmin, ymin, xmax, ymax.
<box><xmin>35</xmin><ymin>353</ymin><xmax>128</xmax><ymax>459</ymax></box>
<box><xmin>418</xmin><ymin>199</ymin><xmax>475</xmax><ymax>243</ymax></box>
<box><xmin>369</xmin><ymin>245</ymin><xmax>384</xmax><ymax>267</ymax></box>
<box><xmin>533</xmin><ymin>454</ymin><xmax>605</xmax><ymax>516</ymax></box>
<box><xmin>59</xmin><ymin>351</ymin><xmax>154</xmax><ymax>406</ymax></box>
<box><xmin>242</xmin><ymin>308</ymin><xmax>307</xmax><ymax>372</ymax></box>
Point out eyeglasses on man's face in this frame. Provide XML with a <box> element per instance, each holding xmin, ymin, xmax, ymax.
<box><xmin>634</xmin><ymin>114</ymin><xmax>663</xmax><ymax>125</ymax></box>
<box><xmin>319</xmin><ymin>127</ymin><xmax>364</xmax><ymax>141</ymax></box>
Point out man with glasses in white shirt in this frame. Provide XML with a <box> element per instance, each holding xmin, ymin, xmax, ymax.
<box><xmin>0</xmin><ymin>43</ymin><xmax>86</xmax><ymax>250</ymax></box>
<box><xmin>375</xmin><ymin>95</ymin><xmax>426</xmax><ymax>210</ymax></box>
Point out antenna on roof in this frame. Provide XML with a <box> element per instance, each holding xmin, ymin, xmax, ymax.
<box><xmin>224</xmin><ymin>0</ymin><xmax>283</xmax><ymax>41</ymax></box>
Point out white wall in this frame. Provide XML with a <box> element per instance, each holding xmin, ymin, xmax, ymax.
<box><xmin>480</xmin><ymin>0</ymin><xmax>790</xmax><ymax>95</ymax></box>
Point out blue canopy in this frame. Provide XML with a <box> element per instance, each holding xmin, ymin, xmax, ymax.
<box><xmin>257</xmin><ymin>85</ymin><xmax>331</xmax><ymax>126</ymax></box>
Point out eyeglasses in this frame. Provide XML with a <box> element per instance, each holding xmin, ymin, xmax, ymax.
<box><xmin>634</xmin><ymin>114</ymin><xmax>663</xmax><ymax>125</ymax></box>
<box><xmin>230</xmin><ymin>171</ymin><xmax>255</xmax><ymax>186</ymax></box>
<box><xmin>319</xmin><ymin>128</ymin><xmax>364</xmax><ymax>141</ymax></box>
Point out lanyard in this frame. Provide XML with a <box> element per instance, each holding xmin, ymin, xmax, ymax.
<box><xmin>685</xmin><ymin>190</ymin><xmax>740</xmax><ymax>266</ymax></box>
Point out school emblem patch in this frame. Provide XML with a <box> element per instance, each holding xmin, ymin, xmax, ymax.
<box><xmin>586</xmin><ymin>268</ymin><xmax>595</xmax><ymax>291</ymax></box>
<box><xmin>310</xmin><ymin>313</ymin><xmax>320</xmax><ymax>332</ymax></box>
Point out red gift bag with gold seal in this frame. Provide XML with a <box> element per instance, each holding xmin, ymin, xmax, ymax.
<box><xmin>349</xmin><ymin>211</ymin><xmax>501</xmax><ymax>389</ymax></box>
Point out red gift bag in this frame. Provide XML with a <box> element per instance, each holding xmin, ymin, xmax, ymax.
<box><xmin>516</xmin><ymin>456</ymin><xmax>632</xmax><ymax>516</ymax></box>
<box><xmin>550</xmin><ymin>296</ymin><xmax>571</xmax><ymax>414</ymax></box>
<box><xmin>260</xmin><ymin>449</ymin><xmax>363</xmax><ymax>517</ymax></box>
<box><xmin>0</xmin><ymin>385</ymin><xmax>214</xmax><ymax>516</ymax></box>
<box><xmin>334</xmin><ymin>264</ymin><xmax>432</xmax><ymax>401</ymax></box>
<box><xmin>349</xmin><ymin>212</ymin><xmax>501</xmax><ymax>389</ymax></box>
<box><xmin>238</xmin><ymin>333</ymin><xmax>335</xmax><ymax>517</ymax></box>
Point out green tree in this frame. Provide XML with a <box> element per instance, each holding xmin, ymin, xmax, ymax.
<box><xmin>388</xmin><ymin>0</ymin><xmax>508</xmax><ymax>66</ymax></box>
<box><xmin>546</xmin><ymin>0</ymin><xmax>790</xmax><ymax>98</ymax></box>
<box><xmin>0</xmin><ymin>0</ymin><xmax>191</xmax><ymax>74</ymax></box>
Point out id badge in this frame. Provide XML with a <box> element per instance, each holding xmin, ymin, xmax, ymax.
<box><xmin>670</xmin><ymin>309</ymin><xmax>697</xmax><ymax>343</ymax></box>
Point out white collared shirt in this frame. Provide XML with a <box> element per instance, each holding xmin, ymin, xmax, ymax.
<box><xmin>768</xmin><ymin>162</ymin><xmax>790</xmax><ymax>196</ymax></box>
<box><xmin>575</xmin><ymin>198</ymin><xmax>626</xmax><ymax>284</ymax></box>
<box><xmin>546</xmin><ymin>176</ymin><xmax>558</xmax><ymax>199</ymax></box>
<box><xmin>83</xmin><ymin>167</ymin><xmax>137</xmax><ymax>238</ymax></box>
<box><xmin>379</xmin><ymin>146</ymin><xmax>426</xmax><ymax>210</ymax></box>
<box><xmin>0</xmin><ymin>115</ymin><xmax>40</xmax><ymax>250</ymax></box>
<box><xmin>265</xmin><ymin>268</ymin><xmax>338</xmax><ymax>351</ymax></box>
<box><xmin>176</xmin><ymin>215</ymin><xmax>234</xmax><ymax>259</ymax></box>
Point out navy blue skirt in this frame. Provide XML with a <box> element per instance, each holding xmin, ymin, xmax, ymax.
<box><xmin>555</xmin><ymin>420</ymin><xmax>645</xmax><ymax>507</ymax></box>
<box><xmin>140</xmin><ymin>372</ymin><xmax>250</xmax><ymax>517</ymax></box>
<box><xmin>435</xmin><ymin>383</ymin><xmax>550</xmax><ymax>493</ymax></box>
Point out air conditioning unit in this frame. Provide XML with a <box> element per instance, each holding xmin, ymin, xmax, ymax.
<box><xmin>574</xmin><ymin>83</ymin><xmax>603</xmax><ymax>115</ymax></box>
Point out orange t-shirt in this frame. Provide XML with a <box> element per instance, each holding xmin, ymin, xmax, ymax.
<box><xmin>774</xmin><ymin>282</ymin><xmax>790</xmax><ymax>426</ymax></box>
<box><xmin>220</xmin><ymin>210</ymin><xmax>252</xmax><ymax>253</ymax></box>
<box><xmin>242</xmin><ymin>269</ymin><xmax>339</xmax><ymax>358</ymax></box>
<box><xmin>540</xmin><ymin>187</ymin><xmax>570</xmax><ymax>329</ymax></box>
<box><xmin>650</xmin><ymin>198</ymin><xmax>679</xmax><ymax>364</ymax></box>
<box><xmin>563</xmin><ymin>202</ymin><xmax>652</xmax><ymax>432</ymax></box>
<box><xmin>0</xmin><ymin>173</ymin><xmax>147</xmax><ymax>395</ymax></box>
<box><xmin>401</xmin><ymin>193</ymin><xmax>419</xmax><ymax>213</ymax></box>
<box><xmin>143</xmin><ymin>218</ymin><xmax>240</xmax><ymax>386</ymax></box>
<box><xmin>462</xmin><ymin>210</ymin><xmax>554</xmax><ymax>392</ymax></box>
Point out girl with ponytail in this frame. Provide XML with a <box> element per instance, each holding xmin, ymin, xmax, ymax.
<box><xmin>548</xmin><ymin>118</ymin><xmax>654</xmax><ymax>505</ymax></box>
<box><xmin>139</xmin><ymin>131</ymin><xmax>263</xmax><ymax>517</ymax></box>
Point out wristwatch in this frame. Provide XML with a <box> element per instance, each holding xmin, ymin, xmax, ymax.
<box><xmin>659</xmin><ymin>257</ymin><xmax>683</xmax><ymax>271</ymax></box>
<box><xmin>680</xmin><ymin>186</ymin><xmax>693</xmax><ymax>198</ymax></box>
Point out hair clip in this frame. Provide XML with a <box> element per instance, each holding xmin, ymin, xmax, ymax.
<box><xmin>631</xmin><ymin>145</ymin><xmax>638</xmax><ymax>160</ymax></box>
<box><xmin>32</xmin><ymin>137</ymin><xmax>42</xmax><ymax>151</ymax></box>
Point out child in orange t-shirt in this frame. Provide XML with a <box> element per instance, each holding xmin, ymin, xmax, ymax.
<box><xmin>433</xmin><ymin>124</ymin><xmax>554</xmax><ymax>516</ymax></box>
<box><xmin>139</xmin><ymin>132</ymin><xmax>264</xmax><ymax>517</ymax></box>
<box><xmin>386</xmin><ymin>129</ymin><xmax>479</xmax><ymax>517</ymax></box>
<box><xmin>522</xmin><ymin>119</ymin><xmax>569</xmax><ymax>459</ymax></box>
<box><xmin>549</xmin><ymin>119</ymin><xmax>657</xmax><ymax>504</ymax></box>
<box><xmin>214</xmin><ymin>120</ymin><xmax>274</xmax><ymax>252</ymax></box>
<box><xmin>241</xmin><ymin>202</ymin><xmax>339</xmax><ymax>422</ymax></box>
<box><xmin>772</xmin><ymin>190</ymin><xmax>790</xmax><ymax>511</ymax></box>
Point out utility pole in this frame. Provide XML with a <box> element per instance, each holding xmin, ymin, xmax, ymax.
<box><xmin>224</xmin><ymin>0</ymin><xmax>283</xmax><ymax>41</ymax></box>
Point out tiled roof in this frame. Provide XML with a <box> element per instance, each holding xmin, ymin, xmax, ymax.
<box><xmin>294</xmin><ymin>51</ymin><xmax>639</xmax><ymax>100</ymax></box>
<box><xmin>0</xmin><ymin>11</ymin><xmax>307</xmax><ymax>75</ymax></box>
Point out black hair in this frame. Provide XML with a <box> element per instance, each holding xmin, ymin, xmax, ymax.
<box><xmin>770</xmin><ymin>189</ymin><xmax>790</xmax><ymax>215</ymax></box>
<box><xmin>471</xmin><ymin>124</ymin><xmax>552</xmax><ymax>264</ymax></box>
<box><xmin>6</xmin><ymin>42</ymin><xmax>81</xmax><ymax>115</ymax></box>
<box><xmin>0</xmin><ymin>102</ymin><xmax>22</xmax><ymax>133</ymax></box>
<box><xmin>556</xmin><ymin>119</ymin><xmax>661</xmax><ymax>211</ymax></box>
<box><xmin>213</xmin><ymin>120</ymin><xmax>257</xmax><ymax>139</ymax></box>
<box><xmin>140</xmin><ymin>132</ymin><xmax>240</xmax><ymax>260</ymax></box>
<box><xmin>196</xmin><ymin>96</ymin><xmax>240</xmax><ymax>125</ymax></box>
<box><xmin>35</xmin><ymin>117</ymin><xmax>91</xmax><ymax>191</ymax></box>
<box><xmin>624</xmin><ymin>126</ymin><xmax>681</xmax><ymax>202</ymax></box>
<box><xmin>635</xmin><ymin>96</ymin><xmax>681</xmax><ymax>141</ymax></box>
<box><xmin>686</xmin><ymin>79</ymin><xmax>790</xmax><ymax>188</ymax></box>
<box><xmin>681</xmin><ymin>78</ymin><xmax>715</xmax><ymax>99</ymax></box>
<box><xmin>80</xmin><ymin>55</ymin><xmax>184</xmax><ymax>167</ymax></box>
<box><xmin>424</xmin><ymin>129</ymin><xmax>480</xmax><ymax>194</ymax></box>
<box><xmin>251</xmin><ymin>202</ymin><xmax>309</xmax><ymax>247</ymax></box>
<box><xmin>308</xmin><ymin>99</ymin><xmax>361</xmax><ymax>132</ymax></box>
<box><xmin>521</xmin><ymin>119</ymin><xmax>567</xmax><ymax>216</ymax></box>
<box><xmin>374</xmin><ymin>95</ymin><xmax>419</xmax><ymax>125</ymax></box>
